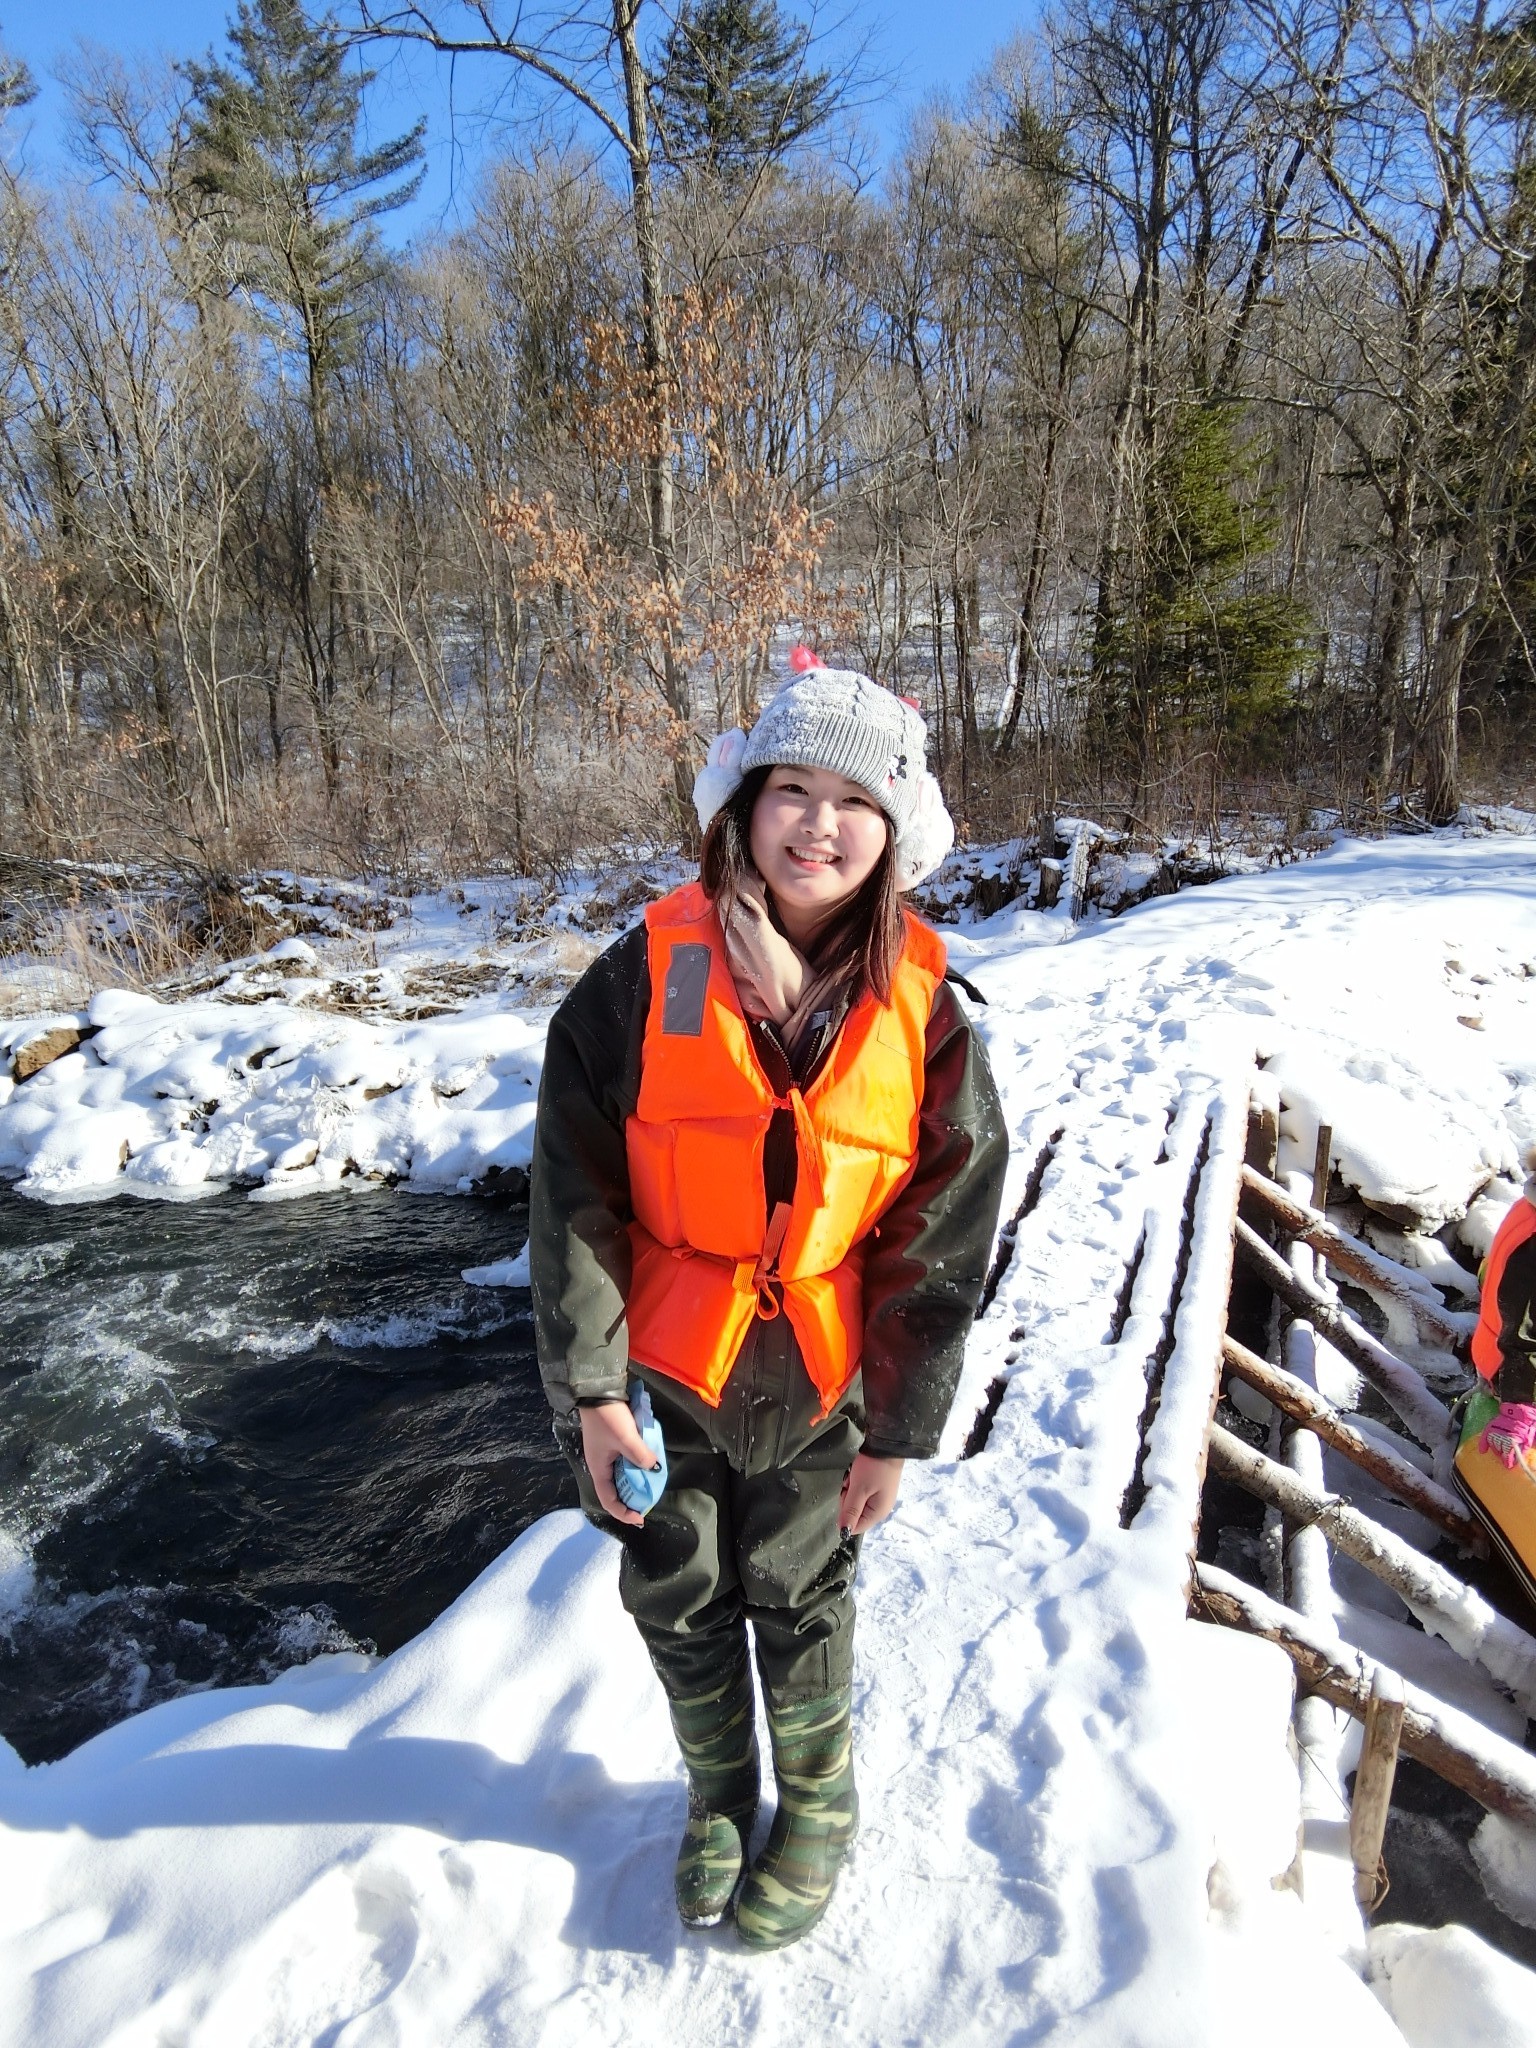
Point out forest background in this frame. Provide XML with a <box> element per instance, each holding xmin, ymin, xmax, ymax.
<box><xmin>3</xmin><ymin>0</ymin><xmax>1536</xmax><ymax>908</ymax></box>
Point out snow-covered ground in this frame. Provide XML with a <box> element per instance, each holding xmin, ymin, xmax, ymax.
<box><xmin>4</xmin><ymin>830</ymin><xmax>1536</xmax><ymax>2046</ymax></box>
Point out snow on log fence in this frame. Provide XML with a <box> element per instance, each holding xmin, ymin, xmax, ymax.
<box><xmin>1164</xmin><ymin>1092</ymin><xmax>1536</xmax><ymax>1915</ymax></box>
<box><xmin>959</xmin><ymin>1060</ymin><xmax>1535</xmax><ymax>1917</ymax></box>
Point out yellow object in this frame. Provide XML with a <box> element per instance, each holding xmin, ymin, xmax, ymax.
<box><xmin>1454</xmin><ymin>1408</ymin><xmax>1536</xmax><ymax>1605</ymax></box>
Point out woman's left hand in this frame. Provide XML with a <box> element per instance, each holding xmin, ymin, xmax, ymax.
<box><xmin>840</xmin><ymin>1452</ymin><xmax>904</xmax><ymax>1536</ymax></box>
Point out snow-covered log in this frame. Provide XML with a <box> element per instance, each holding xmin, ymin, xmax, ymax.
<box><xmin>1238</xmin><ymin>1166</ymin><xmax>1474</xmax><ymax>1352</ymax></box>
<box><xmin>1233</xmin><ymin>1216</ymin><xmax>1455</xmax><ymax>1457</ymax></box>
<box><xmin>1128</xmin><ymin>1079</ymin><xmax>1247</xmax><ymax>1576</ymax></box>
<box><xmin>1206</xmin><ymin>1424</ymin><xmax>1536</xmax><ymax>1712</ymax></box>
<box><xmin>1195</xmin><ymin>1564</ymin><xmax>1536</xmax><ymax>1829</ymax></box>
<box><xmin>1220</xmin><ymin>1336</ymin><xmax>1484</xmax><ymax>1552</ymax></box>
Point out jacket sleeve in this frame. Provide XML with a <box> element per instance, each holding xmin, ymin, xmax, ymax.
<box><xmin>529</xmin><ymin>924</ymin><xmax>649</xmax><ymax>1416</ymax></box>
<box><xmin>858</xmin><ymin>980</ymin><xmax>1009</xmax><ymax>1459</ymax></box>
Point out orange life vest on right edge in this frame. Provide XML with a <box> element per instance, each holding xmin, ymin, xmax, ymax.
<box><xmin>1473</xmin><ymin>1192</ymin><xmax>1536</xmax><ymax>1381</ymax></box>
<box><xmin>623</xmin><ymin>881</ymin><xmax>945</xmax><ymax>1416</ymax></box>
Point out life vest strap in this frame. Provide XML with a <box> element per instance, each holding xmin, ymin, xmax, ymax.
<box><xmin>662</xmin><ymin>1201</ymin><xmax>793</xmax><ymax>1318</ymax></box>
<box><xmin>749</xmin><ymin>1200</ymin><xmax>794</xmax><ymax>1316</ymax></box>
<box><xmin>784</xmin><ymin>1091</ymin><xmax>826</xmax><ymax>1207</ymax></box>
<box><xmin>753</xmin><ymin>1200</ymin><xmax>793</xmax><ymax>1282</ymax></box>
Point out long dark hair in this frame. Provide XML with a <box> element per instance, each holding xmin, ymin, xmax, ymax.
<box><xmin>700</xmin><ymin>764</ymin><xmax>908</xmax><ymax>1006</ymax></box>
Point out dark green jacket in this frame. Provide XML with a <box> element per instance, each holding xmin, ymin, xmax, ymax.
<box><xmin>529</xmin><ymin>918</ymin><xmax>1008</xmax><ymax>1459</ymax></box>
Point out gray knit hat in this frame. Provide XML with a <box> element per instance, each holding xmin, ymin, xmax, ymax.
<box><xmin>693</xmin><ymin>650</ymin><xmax>955</xmax><ymax>890</ymax></box>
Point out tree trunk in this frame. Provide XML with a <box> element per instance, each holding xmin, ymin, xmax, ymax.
<box><xmin>997</xmin><ymin>412</ymin><xmax>1060</xmax><ymax>757</ymax></box>
<box><xmin>1366</xmin><ymin>523</ymin><xmax>1417</xmax><ymax>815</ymax></box>
<box><xmin>615</xmin><ymin>0</ymin><xmax>692</xmax><ymax>815</ymax></box>
<box><xmin>1419</xmin><ymin>235</ymin><xmax>1536</xmax><ymax>824</ymax></box>
<box><xmin>950</xmin><ymin>566</ymin><xmax>979</xmax><ymax>801</ymax></box>
<box><xmin>1421</xmin><ymin>549</ymin><xmax>1472</xmax><ymax>825</ymax></box>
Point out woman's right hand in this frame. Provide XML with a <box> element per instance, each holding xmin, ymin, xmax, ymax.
<box><xmin>578</xmin><ymin>1399</ymin><xmax>661</xmax><ymax>1527</ymax></box>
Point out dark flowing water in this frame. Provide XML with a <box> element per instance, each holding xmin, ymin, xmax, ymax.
<box><xmin>0</xmin><ymin>1185</ymin><xmax>572</xmax><ymax>1764</ymax></box>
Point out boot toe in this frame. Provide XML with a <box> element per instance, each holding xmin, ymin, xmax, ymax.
<box><xmin>735</xmin><ymin>1875</ymin><xmax>834</xmax><ymax>1949</ymax></box>
<box><xmin>733</xmin><ymin>1796</ymin><xmax>857</xmax><ymax>1949</ymax></box>
<box><xmin>675</xmin><ymin>1808</ymin><xmax>754</xmax><ymax>1929</ymax></box>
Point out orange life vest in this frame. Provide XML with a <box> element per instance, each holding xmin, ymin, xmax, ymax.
<box><xmin>623</xmin><ymin>881</ymin><xmax>946</xmax><ymax>1414</ymax></box>
<box><xmin>1473</xmin><ymin>1193</ymin><xmax>1536</xmax><ymax>1381</ymax></box>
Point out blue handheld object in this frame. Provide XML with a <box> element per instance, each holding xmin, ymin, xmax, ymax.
<box><xmin>614</xmin><ymin>1383</ymin><xmax>668</xmax><ymax>1515</ymax></box>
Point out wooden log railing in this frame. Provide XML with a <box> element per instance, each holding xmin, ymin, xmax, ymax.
<box><xmin>1232</xmin><ymin>1217</ymin><xmax>1455</xmax><ymax>1456</ymax></box>
<box><xmin>1220</xmin><ymin>1336</ymin><xmax>1484</xmax><ymax>1554</ymax></box>
<box><xmin>1238</xmin><ymin>1166</ymin><xmax>1473</xmax><ymax>1354</ymax></box>
<box><xmin>1194</xmin><ymin>1564</ymin><xmax>1536</xmax><ymax>1828</ymax></box>
<box><xmin>1202</xmin><ymin>1102</ymin><xmax>1517</xmax><ymax>1911</ymax></box>
<box><xmin>1206</xmin><ymin>1425</ymin><xmax>1536</xmax><ymax>1712</ymax></box>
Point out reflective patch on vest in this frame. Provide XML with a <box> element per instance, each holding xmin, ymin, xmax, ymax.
<box><xmin>661</xmin><ymin>943</ymin><xmax>711</xmax><ymax>1036</ymax></box>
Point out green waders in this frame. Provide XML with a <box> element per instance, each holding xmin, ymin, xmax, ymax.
<box><xmin>558</xmin><ymin>1310</ymin><xmax>863</xmax><ymax>1941</ymax></box>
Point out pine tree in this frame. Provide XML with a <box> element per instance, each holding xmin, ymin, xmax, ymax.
<box><xmin>653</xmin><ymin>0</ymin><xmax>837</xmax><ymax>179</ymax></box>
<box><xmin>182</xmin><ymin>0</ymin><xmax>423</xmax><ymax>432</ymax></box>
<box><xmin>181</xmin><ymin>0</ymin><xmax>423</xmax><ymax>797</ymax></box>
<box><xmin>1097</xmin><ymin>407</ymin><xmax>1312</xmax><ymax>771</ymax></box>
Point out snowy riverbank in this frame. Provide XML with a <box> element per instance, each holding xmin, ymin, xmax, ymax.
<box><xmin>4</xmin><ymin>829</ymin><xmax>1536</xmax><ymax>2045</ymax></box>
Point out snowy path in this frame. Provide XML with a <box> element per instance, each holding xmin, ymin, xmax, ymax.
<box><xmin>4</xmin><ymin>833</ymin><xmax>1536</xmax><ymax>2045</ymax></box>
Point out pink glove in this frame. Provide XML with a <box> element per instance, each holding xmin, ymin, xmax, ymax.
<box><xmin>1479</xmin><ymin>1402</ymin><xmax>1536</xmax><ymax>1470</ymax></box>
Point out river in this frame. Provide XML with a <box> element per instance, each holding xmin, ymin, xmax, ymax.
<box><xmin>0</xmin><ymin>1185</ymin><xmax>570</xmax><ymax>1764</ymax></box>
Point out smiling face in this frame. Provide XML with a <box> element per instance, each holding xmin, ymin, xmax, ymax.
<box><xmin>748</xmin><ymin>764</ymin><xmax>891</xmax><ymax>945</ymax></box>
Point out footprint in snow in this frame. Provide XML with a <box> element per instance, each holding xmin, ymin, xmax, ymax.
<box><xmin>1027</xmin><ymin>1487</ymin><xmax>1093</xmax><ymax>1554</ymax></box>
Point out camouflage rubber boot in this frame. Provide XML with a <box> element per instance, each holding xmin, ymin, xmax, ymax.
<box><xmin>735</xmin><ymin>1689</ymin><xmax>858</xmax><ymax>1950</ymax></box>
<box><xmin>669</xmin><ymin>1664</ymin><xmax>761</xmax><ymax>1929</ymax></box>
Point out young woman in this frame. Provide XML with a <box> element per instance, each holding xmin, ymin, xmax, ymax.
<box><xmin>529</xmin><ymin>655</ymin><xmax>1007</xmax><ymax>1949</ymax></box>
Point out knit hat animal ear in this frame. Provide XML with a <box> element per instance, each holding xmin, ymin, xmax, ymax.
<box><xmin>693</xmin><ymin>726</ymin><xmax>748</xmax><ymax>831</ymax></box>
<box><xmin>894</xmin><ymin>769</ymin><xmax>955</xmax><ymax>890</ymax></box>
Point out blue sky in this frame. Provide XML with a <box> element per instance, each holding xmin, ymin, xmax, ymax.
<box><xmin>1</xmin><ymin>2</ymin><xmax>1034</xmax><ymax>240</ymax></box>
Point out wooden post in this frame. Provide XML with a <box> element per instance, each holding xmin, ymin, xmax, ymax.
<box><xmin>1311</xmin><ymin>1122</ymin><xmax>1333</xmax><ymax>1214</ymax></box>
<box><xmin>1233</xmin><ymin>1217</ymin><xmax>1454</xmax><ymax>1454</ymax></box>
<box><xmin>1193</xmin><ymin>1563</ymin><xmax>1536</xmax><ymax>1828</ymax></box>
<box><xmin>1221</xmin><ymin>1337</ymin><xmax>1485</xmax><ymax>1552</ymax></box>
<box><xmin>1066</xmin><ymin>824</ymin><xmax>1091</xmax><ymax>922</ymax></box>
<box><xmin>1234</xmin><ymin>1089</ymin><xmax>1281</xmax><ymax>1356</ymax></box>
<box><xmin>1246</xmin><ymin>1094</ymin><xmax>1279</xmax><ymax>1178</ymax></box>
<box><xmin>1351</xmin><ymin>1667</ymin><xmax>1406</xmax><ymax>1912</ymax></box>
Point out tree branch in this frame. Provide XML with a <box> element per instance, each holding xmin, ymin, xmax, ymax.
<box><xmin>349</xmin><ymin>2</ymin><xmax>637</xmax><ymax>160</ymax></box>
